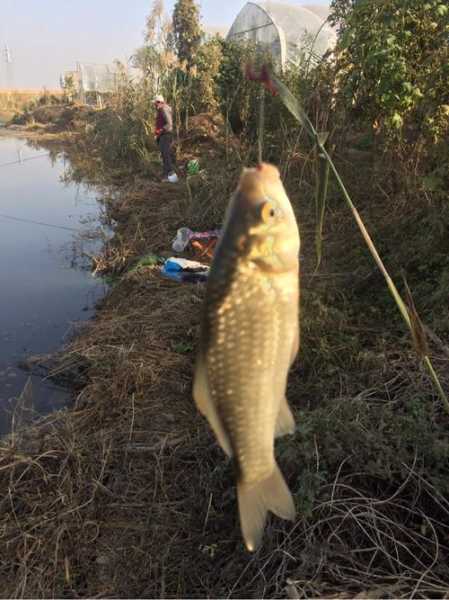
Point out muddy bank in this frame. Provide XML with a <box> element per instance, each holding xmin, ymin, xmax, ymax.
<box><xmin>1</xmin><ymin>117</ymin><xmax>449</xmax><ymax>598</ymax></box>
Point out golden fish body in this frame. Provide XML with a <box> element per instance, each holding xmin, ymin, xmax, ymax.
<box><xmin>193</xmin><ymin>163</ymin><xmax>300</xmax><ymax>551</ymax></box>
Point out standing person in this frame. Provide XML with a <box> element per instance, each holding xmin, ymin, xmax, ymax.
<box><xmin>154</xmin><ymin>94</ymin><xmax>177</xmax><ymax>183</ymax></box>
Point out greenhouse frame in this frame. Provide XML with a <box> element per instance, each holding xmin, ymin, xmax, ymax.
<box><xmin>227</xmin><ymin>1</ymin><xmax>336</xmax><ymax>67</ymax></box>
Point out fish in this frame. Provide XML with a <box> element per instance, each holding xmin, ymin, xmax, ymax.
<box><xmin>193</xmin><ymin>162</ymin><xmax>300</xmax><ymax>551</ymax></box>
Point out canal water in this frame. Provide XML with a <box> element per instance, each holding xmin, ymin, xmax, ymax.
<box><xmin>0</xmin><ymin>135</ymin><xmax>107</xmax><ymax>434</ymax></box>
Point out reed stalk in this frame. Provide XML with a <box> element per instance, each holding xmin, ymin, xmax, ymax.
<box><xmin>262</xmin><ymin>68</ymin><xmax>449</xmax><ymax>413</ymax></box>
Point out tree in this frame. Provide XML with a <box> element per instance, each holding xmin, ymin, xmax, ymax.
<box><xmin>172</xmin><ymin>0</ymin><xmax>202</xmax><ymax>71</ymax></box>
<box><xmin>190</xmin><ymin>38</ymin><xmax>222</xmax><ymax>113</ymax></box>
<box><xmin>329</xmin><ymin>0</ymin><xmax>358</xmax><ymax>31</ymax></box>
<box><xmin>331</xmin><ymin>0</ymin><xmax>449</xmax><ymax>136</ymax></box>
<box><xmin>330</xmin><ymin>0</ymin><xmax>449</xmax><ymax>194</ymax></box>
<box><xmin>132</xmin><ymin>0</ymin><xmax>176</xmax><ymax>95</ymax></box>
<box><xmin>62</xmin><ymin>73</ymin><xmax>77</xmax><ymax>102</ymax></box>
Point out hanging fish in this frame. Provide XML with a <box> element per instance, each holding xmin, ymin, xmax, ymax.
<box><xmin>193</xmin><ymin>162</ymin><xmax>300</xmax><ymax>551</ymax></box>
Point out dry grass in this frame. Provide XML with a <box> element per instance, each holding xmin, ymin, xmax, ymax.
<box><xmin>0</xmin><ymin>89</ymin><xmax>62</xmax><ymax>111</ymax></box>
<box><xmin>0</xmin><ymin>90</ymin><xmax>63</xmax><ymax>125</ymax></box>
<box><xmin>1</xmin><ymin>118</ymin><xmax>449</xmax><ymax>598</ymax></box>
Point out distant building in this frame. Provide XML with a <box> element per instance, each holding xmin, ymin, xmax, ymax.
<box><xmin>75</xmin><ymin>63</ymin><xmax>119</xmax><ymax>96</ymax></box>
<box><xmin>227</xmin><ymin>1</ymin><xmax>336</xmax><ymax>67</ymax></box>
<box><xmin>62</xmin><ymin>63</ymin><xmax>121</xmax><ymax>104</ymax></box>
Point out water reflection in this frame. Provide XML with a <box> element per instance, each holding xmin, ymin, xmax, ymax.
<box><xmin>0</xmin><ymin>135</ymin><xmax>107</xmax><ymax>434</ymax></box>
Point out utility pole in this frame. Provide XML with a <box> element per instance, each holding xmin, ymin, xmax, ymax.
<box><xmin>3</xmin><ymin>43</ymin><xmax>14</xmax><ymax>88</ymax></box>
<box><xmin>3</xmin><ymin>43</ymin><xmax>12</xmax><ymax>64</ymax></box>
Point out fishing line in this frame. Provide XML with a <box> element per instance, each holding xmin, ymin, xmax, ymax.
<box><xmin>0</xmin><ymin>154</ymin><xmax>101</xmax><ymax>233</ymax></box>
<box><xmin>257</xmin><ymin>87</ymin><xmax>265</xmax><ymax>164</ymax></box>
<box><xmin>0</xmin><ymin>152</ymin><xmax>51</xmax><ymax>169</ymax></box>
<box><xmin>0</xmin><ymin>212</ymin><xmax>80</xmax><ymax>232</ymax></box>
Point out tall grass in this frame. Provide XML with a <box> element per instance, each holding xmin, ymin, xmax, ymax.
<box><xmin>251</xmin><ymin>66</ymin><xmax>449</xmax><ymax>414</ymax></box>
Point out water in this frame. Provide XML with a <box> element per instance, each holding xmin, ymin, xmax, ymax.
<box><xmin>0</xmin><ymin>136</ymin><xmax>107</xmax><ymax>434</ymax></box>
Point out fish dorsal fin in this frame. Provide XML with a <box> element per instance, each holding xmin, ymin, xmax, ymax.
<box><xmin>193</xmin><ymin>354</ymin><xmax>233</xmax><ymax>457</ymax></box>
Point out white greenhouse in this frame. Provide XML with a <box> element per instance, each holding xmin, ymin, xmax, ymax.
<box><xmin>227</xmin><ymin>2</ymin><xmax>336</xmax><ymax>67</ymax></box>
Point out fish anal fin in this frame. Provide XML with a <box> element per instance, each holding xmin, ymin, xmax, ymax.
<box><xmin>237</xmin><ymin>463</ymin><xmax>296</xmax><ymax>552</ymax></box>
<box><xmin>275</xmin><ymin>396</ymin><xmax>296</xmax><ymax>438</ymax></box>
<box><xmin>193</xmin><ymin>355</ymin><xmax>233</xmax><ymax>457</ymax></box>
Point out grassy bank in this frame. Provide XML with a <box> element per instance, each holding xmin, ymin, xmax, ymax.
<box><xmin>0</xmin><ymin>104</ymin><xmax>448</xmax><ymax>598</ymax></box>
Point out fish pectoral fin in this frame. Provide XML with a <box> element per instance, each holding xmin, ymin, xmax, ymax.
<box><xmin>193</xmin><ymin>354</ymin><xmax>233</xmax><ymax>457</ymax></box>
<box><xmin>290</xmin><ymin>326</ymin><xmax>299</xmax><ymax>366</ymax></box>
<box><xmin>275</xmin><ymin>396</ymin><xmax>296</xmax><ymax>438</ymax></box>
<box><xmin>237</xmin><ymin>463</ymin><xmax>296</xmax><ymax>552</ymax></box>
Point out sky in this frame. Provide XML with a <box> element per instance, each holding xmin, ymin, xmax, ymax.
<box><xmin>0</xmin><ymin>0</ymin><xmax>330</xmax><ymax>89</ymax></box>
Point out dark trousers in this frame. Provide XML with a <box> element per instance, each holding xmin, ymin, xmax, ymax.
<box><xmin>158</xmin><ymin>133</ymin><xmax>174</xmax><ymax>177</ymax></box>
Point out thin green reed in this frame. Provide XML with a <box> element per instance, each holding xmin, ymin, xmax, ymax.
<box><xmin>263</xmin><ymin>68</ymin><xmax>449</xmax><ymax>414</ymax></box>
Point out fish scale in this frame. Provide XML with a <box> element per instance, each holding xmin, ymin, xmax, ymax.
<box><xmin>208</xmin><ymin>273</ymin><xmax>281</xmax><ymax>482</ymax></box>
<box><xmin>194</xmin><ymin>163</ymin><xmax>300</xmax><ymax>551</ymax></box>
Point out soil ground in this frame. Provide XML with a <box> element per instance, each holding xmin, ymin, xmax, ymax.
<box><xmin>0</xmin><ymin>113</ymin><xmax>448</xmax><ymax>598</ymax></box>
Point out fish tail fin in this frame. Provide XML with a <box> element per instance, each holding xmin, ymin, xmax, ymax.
<box><xmin>237</xmin><ymin>463</ymin><xmax>296</xmax><ymax>552</ymax></box>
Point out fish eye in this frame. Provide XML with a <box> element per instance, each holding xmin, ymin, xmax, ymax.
<box><xmin>261</xmin><ymin>201</ymin><xmax>276</xmax><ymax>223</ymax></box>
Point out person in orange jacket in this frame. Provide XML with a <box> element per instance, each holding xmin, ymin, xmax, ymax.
<box><xmin>154</xmin><ymin>94</ymin><xmax>177</xmax><ymax>182</ymax></box>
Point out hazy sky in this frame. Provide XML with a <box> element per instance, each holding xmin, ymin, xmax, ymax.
<box><xmin>0</xmin><ymin>0</ymin><xmax>330</xmax><ymax>89</ymax></box>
